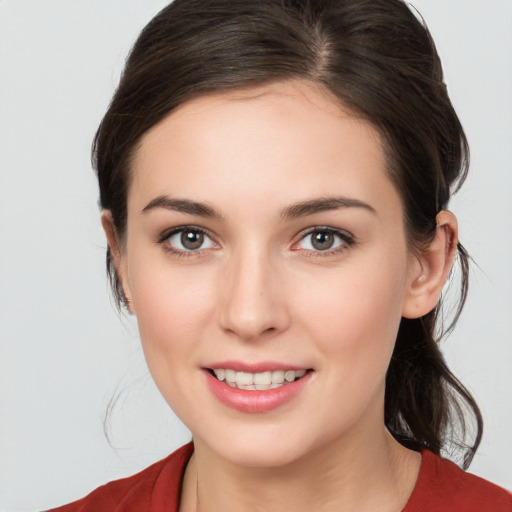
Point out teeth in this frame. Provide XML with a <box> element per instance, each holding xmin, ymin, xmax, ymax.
<box><xmin>236</xmin><ymin>371</ymin><xmax>254</xmax><ymax>386</ymax></box>
<box><xmin>284</xmin><ymin>370</ymin><xmax>295</xmax><ymax>382</ymax></box>
<box><xmin>213</xmin><ymin>369</ymin><xmax>225</xmax><ymax>381</ymax></box>
<box><xmin>238</xmin><ymin>384</ymin><xmax>256</xmax><ymax>390</ymax></box>
<box><xmin>211</xmin><ymin>368</ymin><xmax>308</xmax><ymax>389</ymax></box>
<box><xmin>271</xmin><ymin>370</ymin><xmax>284</xmax><ymax>384</ymax></box>
<box><xmin>253</xmin><ymin>371</ymin><xmax>272</xmax><ymax>385</ymax></box>
<box><xmin>225</xmin><ymin>369</ymin><xmax>236</xmax><ymax>382</ymax></box>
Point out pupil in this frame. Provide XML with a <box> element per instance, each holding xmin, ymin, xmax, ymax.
<box><xmin>181</xmin><ymin>231</ymin><xmax>203</xmax><ymax>250</ymax></box>
<box><xmin>312</xmin><ymin>232</ymin><xmax>334</xmax><ymax>250</ymax></box>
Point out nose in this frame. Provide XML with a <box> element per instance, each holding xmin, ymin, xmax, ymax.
<box><xmin>218</xmin><ymin>246</ymin><xmax>291</xmax><ymax>341</ymax></box>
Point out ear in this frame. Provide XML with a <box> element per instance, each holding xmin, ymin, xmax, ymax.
<box><xmin>402</xmin><ymin>211</ymin><xmax>458</xmax><ymax>319</ymax></box>
<box><xmin>101</xmin><ymin>211</ymin><xmax>133</xmax><ymax>313</ymax></box>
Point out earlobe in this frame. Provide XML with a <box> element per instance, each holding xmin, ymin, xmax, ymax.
<box><xmin>101</xmin><ymin>211</ymin><xmax>133</xmax><ymax>312</ymax></box>
<box><xmin>402</xmin><ymin>211</ymin><xmax>458</xmax><ymax>319</ymax></box>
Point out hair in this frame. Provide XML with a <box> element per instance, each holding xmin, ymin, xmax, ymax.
<box><xmin>93</xmin><ymin>0</ymin><xmax>482</xmax><ymax>468</ymax></box>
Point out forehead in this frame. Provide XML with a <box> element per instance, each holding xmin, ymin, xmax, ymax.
<box><xmin>128</xmin><ymin>81</ymin><xmax>398</xmax><ymax>218</ymax></box>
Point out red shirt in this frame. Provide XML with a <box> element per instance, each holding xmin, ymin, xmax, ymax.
<box><xmin>48</xmin><ymin>443</ymin><xmax>512</xmax><ymax>511</ymax></box>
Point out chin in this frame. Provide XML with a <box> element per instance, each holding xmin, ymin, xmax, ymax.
<box><xmin>193</xmin><ymin>421</ymin><xmax>340</xmax><ymax>470</ymax></box>
<box><xmin>215</xmin><ymin>440</ymin><xmax>307</xmax><ymax>468</ymax></box>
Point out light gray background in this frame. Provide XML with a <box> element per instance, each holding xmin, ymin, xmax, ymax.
<box><xmin>0</xmin><ymin>1</ymin><xmax>511</xmax><ymax>510</ymax></box>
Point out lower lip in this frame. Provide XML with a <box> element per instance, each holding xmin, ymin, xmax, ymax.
<box><xmin>204</xmin><ymin>370</ymin><xmax>313</xmax><ymax>413</ymax></box>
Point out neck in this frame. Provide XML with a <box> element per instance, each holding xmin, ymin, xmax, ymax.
<box><xmin>180</xmin><ymin>425</ymin><xmax>420</xmax><ymax>512</ymax></box>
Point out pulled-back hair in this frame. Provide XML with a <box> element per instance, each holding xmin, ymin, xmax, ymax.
<box><xmin>93</xmin><ymin>0</ymin><xmax>482</xmax><ymax>468</ymax></box>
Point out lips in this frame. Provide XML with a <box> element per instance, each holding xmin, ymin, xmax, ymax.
<box><xmin>204</xmin><ymin>363</ymin><xmax>313</xmax><ymax>413</ymax></box>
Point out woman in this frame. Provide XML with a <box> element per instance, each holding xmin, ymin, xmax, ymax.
<box><xmin>48</xmin><ymin>0</ymin><xmax>512</xmax><ymax>510</ymax></box>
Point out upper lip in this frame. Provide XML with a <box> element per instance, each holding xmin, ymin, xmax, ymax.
<box><xmin>205</xmin><ymin>360</ymin><xmax>310</xmax><ymax>373</ymax></box>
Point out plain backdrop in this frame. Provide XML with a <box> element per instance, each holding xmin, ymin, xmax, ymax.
<box><xmin>0</xmin><ymin>1</ymin><xmax>511</xmax><ymax>510</ymax></box>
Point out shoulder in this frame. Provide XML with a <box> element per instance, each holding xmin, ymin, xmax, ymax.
<box><xmin>46</xmin><ymin>443</ymin><xmax>194</xmax><ymax>512</ymax></box>
<box><xmin>404</xmin><ymin>448</ymin><xmax>512</xmax><ymax>512</ymax></box>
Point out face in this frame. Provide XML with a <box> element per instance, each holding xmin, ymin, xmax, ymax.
<box><xmin>113</xmin><ymin>81</ymin><xmax>424</xmax><ymax>467</ymax></box>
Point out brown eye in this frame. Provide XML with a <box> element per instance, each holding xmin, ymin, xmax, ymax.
<box><xmin>181</xmin><ymin>230</ymin><xmax>204</xmax><ymax>250</ymax></box>
<box><xmin>164</xmin><ymin>227</ymin><xmax>215</xmax><ymax>252</ymax></box>
<box><xmin>296</xmin><ymin>228</ymin><xmax>354</xmax><ymax>254</ymax></box>
<box><xmin>311</xmin><ymin>231</ymin><xmax>335</xmax><ymax>251</ymax></box>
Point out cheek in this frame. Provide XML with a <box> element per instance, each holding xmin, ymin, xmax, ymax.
<box><xmin>126</xmin><ymin>262</ymin><xmax>220</xmax><ymax>417</ymax></box>
<box><xmin>127</xmin><ymin>257</ymin><xmax>216</xmax><ymax>358</ymax></box>
<box><xmin>305</xmin><ymin>273</ymin><xmax>406</xmax><ymax>425</ymax></box>
<box><xmin>294</xmin><ymin>257</ymin><xmax>408</xmax><ymax>372</ymax></box>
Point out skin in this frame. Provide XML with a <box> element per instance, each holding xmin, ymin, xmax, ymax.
<box><xmin>103</xmin><ymin>81</ymin><xmax>458</xmax><ymax>512</ymax></box>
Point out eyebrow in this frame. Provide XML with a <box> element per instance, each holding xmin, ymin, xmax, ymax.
<box><xmin>141</xmin><ymin>195</ymin><xmax>376</xmax><ymax>220</ymax></box>
<box><xmin>281</xmin><ymin>196</ymin><xmax>377</xmax><ymax>220</ymax></box>
<box><xmin>142</xmin><ymin>196</ymin><xmax>223</xmax><ymax>220</ymax></box>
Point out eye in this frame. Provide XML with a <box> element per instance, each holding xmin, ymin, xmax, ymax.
<box><xmin>160</xmin><ymin>227</ymin><xmax>216</xmax><ymax>253</ymax></box>
<box><xmin>295</xmin><ymin>228</ymin><xmax>354</xmax><ymax>253</ymax></box>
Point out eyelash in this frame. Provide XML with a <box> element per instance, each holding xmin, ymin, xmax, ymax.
<box><xmin>157</xmin><ymin>225</ymin><xmax>217</xmax><ymax>258</ymax></box>
<box><xmin>293</xmin><ymin>226</ymin><xmax>355</xmax><ymax>257</ymax></box>
<box><xmin>157</xmin><ymin>226</ymin><xmax>355</xmax><ymax>258</ymax></box>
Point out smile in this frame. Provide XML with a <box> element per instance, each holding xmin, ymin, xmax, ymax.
<box><xmin>205</xmin><ymin>365</ymin><xmax>313</xmax><ymax>413</ymax></box>
<box><xmin>211</xmin><ymin>369</ymin><xmax>307</xmax><ymax>390</ymax></box>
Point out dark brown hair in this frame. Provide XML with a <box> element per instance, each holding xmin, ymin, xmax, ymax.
<box><xmin>93</xmin><ymin>0</ymin><xmax>482</xmax><ymax>468</ymax></box>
